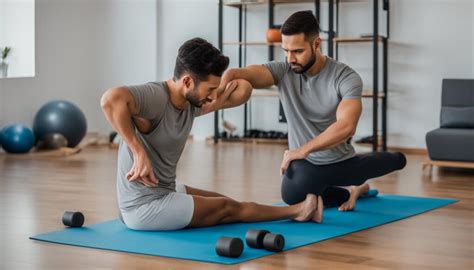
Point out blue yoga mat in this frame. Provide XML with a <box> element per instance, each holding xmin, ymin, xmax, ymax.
<box><xmin>30</xmin><ymin>193</ymin><xmax>457</xmax><ymax>265</ymax></box>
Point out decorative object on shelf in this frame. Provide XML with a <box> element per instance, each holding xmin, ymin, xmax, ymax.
<box><xmin>0</xmin><ymin>46</ymin><xmax>12</xmax><ymax>78</ymax></box>
<box><xmin>266</xmin><ymin>26</ymin><xmax>282</xmax><ymax>43</ymax></box>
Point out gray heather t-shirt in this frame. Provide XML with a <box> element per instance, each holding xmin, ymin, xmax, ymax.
<box><xmin>264</xmin><ymin>57</ymin><xmax>363</xmax><ymax>165</ymax></box>
<box><xmin>116</xmin><ymin>81</ymin><xmax>200</xmax><ymax>210</ymax></box>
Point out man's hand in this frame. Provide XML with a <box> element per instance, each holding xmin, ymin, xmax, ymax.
<box><xmin>214</xmin><ymin>80</ymin><xmax>239</xmax><ymax>107</ymax></box>
<box><xmin>218</xmin><ymin>69</ymin><xmax>236</xmax><ymax>91</ymax></box>
<box><xmin>199</xmin><ymin>80</ymin><xmax>242</xmax><ymax>115</ymax></box>
<box><xmin>127</xmin><ymin>149</ymin><xmax>159</xmax><ymax>187</ymax></box>
<box><xmin>280</xmin><ymin>148</ymin><xmax>308</xmax><ymax>176</ymax></box>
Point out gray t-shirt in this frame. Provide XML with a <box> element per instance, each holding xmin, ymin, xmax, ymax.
<box><xmin>264</xmin><ymin>57</ymin><xmax>363</xmax><ymax>165</ymax></box>
<box><xmin>116</xmin><ymin>81</ymin><xmax>200</xmax><ymax>210</ymax></box>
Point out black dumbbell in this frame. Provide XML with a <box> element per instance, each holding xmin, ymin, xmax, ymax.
<box><xmin>263</xmin><ymin>233</ymin><xmax>285</xmax><ymax>252</ymax></box>
<box><xmin>245</xmin><ymin>229</ymin><xmax>270</xmax><ymax>249</ymax></box>
<box><xmin>246</xmin><ymin>229</ymin><xmax>285</xmax><ymax>252</ymax></box>
<box><xmin>215</xmin><ymin>237</ymin><xmax>244</xmax><ymax>258</ymax></box>
<box><xmin>62</xmin><ymin>211</ymin><xmax>85</xmax><ymax>227</ymax></box>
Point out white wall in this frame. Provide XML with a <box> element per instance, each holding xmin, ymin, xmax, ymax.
<box><xmin>1</xmin><ymin>0</ymin><xmax>473</xmax><ymax>149</ymax></box>
<box><xmin>0</xmin><ymin>0</ymin><xmax>158</xmax><ymax>133</ymax></box>
<box><xmin>0</xmin><ymin>0</ymin><xmax>35</xmax><ymax>78</ymax></box>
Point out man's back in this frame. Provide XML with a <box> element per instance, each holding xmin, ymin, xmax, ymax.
<box><xmin>116</xmin><ymin>81</ymin><xmax>199</xmax><ymax>210</ymax></box>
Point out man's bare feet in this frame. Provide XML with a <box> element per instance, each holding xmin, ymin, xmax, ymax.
<box><xmin>313</xmin><ymin>195</ymin><xmax>324</xmax><ymax>223</ymax></box>
<box><xmin>293</xmin><ymin>194</ymin><xmax>317</xmax><ymax>222</ymax></box>
<box><xmin>339</xmin><ymin>183</ymin><xmax>370</xmax><ymax>211</ymax></box>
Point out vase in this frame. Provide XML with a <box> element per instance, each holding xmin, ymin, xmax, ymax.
<box><xmin>0</xmin><ymin>61</ymin><xmax>8</xmax><ymax>78</ymax></box>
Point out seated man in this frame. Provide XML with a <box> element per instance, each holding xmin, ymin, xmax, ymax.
<box><xmin>101</xmin><ymin>38</ymin><xmax>323</xmax><ymax>231</ymax></box>
<box><xmin>219</xmin><ymin>11</ymin><xmax>406</xmax><ymax>214</ymax></box>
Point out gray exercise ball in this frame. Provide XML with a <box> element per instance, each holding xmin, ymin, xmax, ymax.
<box><xmin>33</xmin><ymin>100</ymin><xmax>87</xmax><ymax>148</ymax></box>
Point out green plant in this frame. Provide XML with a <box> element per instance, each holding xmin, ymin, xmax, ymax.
<box><xmin>1</xmin><ymin>47</ymin><xmax>11</xmax><ymax>61</ymax></box>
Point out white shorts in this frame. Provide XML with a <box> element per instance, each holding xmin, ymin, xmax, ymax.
<box><xmin>121</xmin><ymin>184</ymin><xmax>194</xmax><ymax>231</ymax></box>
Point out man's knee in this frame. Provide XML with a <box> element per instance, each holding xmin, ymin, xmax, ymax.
<box><xmin>281</xmin><ymin>176</ymin><xmax>306</xmax><ymax>205</ymax></box>
<box><xmin>394</xmin><ymin>152</ymin><xmax>407</xmax><ymax>170</ymax></box>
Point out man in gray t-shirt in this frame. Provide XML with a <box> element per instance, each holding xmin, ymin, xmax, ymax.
<box><xmin>102</xmin><ymin>38</ymin><xmax>325</xmax><ymax>231</ymax></box>
<box><xmin>220</xmin><ymin>11</ymin><xmax>406</xmax><ymax>212</ymax></box>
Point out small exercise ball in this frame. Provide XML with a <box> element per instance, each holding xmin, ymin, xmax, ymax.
<box><xmin>0</xmin><ymin>124</ymin><xmax>36</xmax><ymax>153</ymax></box>
<box><xmin>33</xmin><ymin>100</ymin><xmax>87</xmax><ymax>148</ymax></box>
<box><xmin>266</xmin><ymin>28</ymin><xmax>282</xmax><ymax>43</ymax></box>
<box><xmin>36</xmin><ymin>133</ymin><xmax>69</xmax><ymax>150</ymax></box>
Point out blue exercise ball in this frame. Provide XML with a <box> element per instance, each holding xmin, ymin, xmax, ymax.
<box><xmin>33</xmin><ymin>100</ymin><xmax>87</xmax><ymax>148</ymax></box>
<box><xmin>0</xmin><ymin>124</ymin><xmax>36</xmax><ymax>153</ymax></box>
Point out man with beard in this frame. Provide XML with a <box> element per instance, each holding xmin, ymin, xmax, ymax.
<box><xmin>219</xmin><ymin>11</ymin><xmax>406</xmax><ymax>217</ymax></box>
<box><xmin>101</xmin><ymin>38</ymin><xmax>323</xmax><ymax>231</ymax></box>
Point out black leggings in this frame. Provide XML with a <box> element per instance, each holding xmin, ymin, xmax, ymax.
<box><xmin>281</xmin><ymin>152</ymin><xmax>407</xmax><ymax>207</ymax></box>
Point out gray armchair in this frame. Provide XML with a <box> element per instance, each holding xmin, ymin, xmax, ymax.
<box><xmin>426</xmin><ymin>79</ymin><xmax>474</xmax><ymax>162</ymax></box>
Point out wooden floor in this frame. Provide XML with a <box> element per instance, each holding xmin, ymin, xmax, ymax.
<box><xmin>0</xmin><ymin>142</ymin><xmax>473</xmax><ymax>269</ymax></box>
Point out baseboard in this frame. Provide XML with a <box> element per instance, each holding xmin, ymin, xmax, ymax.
<box><xmin>387</xmin><ymin>146</ymin><xmax>428</xmax><ymax>155</ymax></box>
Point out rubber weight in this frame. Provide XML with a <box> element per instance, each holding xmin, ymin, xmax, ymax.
<box><xmin>215</xmin><ymin>237</ymin><xmax>244</xmax><ymax>258</ymax></box>
<box><xmin>62</xmin><ymin>211</ymin><xmax>85</xmax><ymax>227</ymax></box>
<box><xmin>245</xmin><ymin>229</ymin><xmax>270</xmax><ymax>249</ymax></box>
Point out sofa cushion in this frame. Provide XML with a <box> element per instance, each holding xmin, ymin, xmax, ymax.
<box><xmin>426</xmin><ymin>128</ymin><xmax>474</xmax><ymax>162</ymax></box>
<box><xmin>440</xmin><ymin>106</ymin><xmax>474</xmax><ymax>128</ymax></box>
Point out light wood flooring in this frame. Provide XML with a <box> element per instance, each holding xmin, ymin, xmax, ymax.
<box><xmin>0</xmin><ymin>142</ymin><xmax>472</xmax><ymax>269</ymax></box>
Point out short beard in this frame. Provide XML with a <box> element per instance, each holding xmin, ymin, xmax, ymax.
<box><xmin>185</xmin><ymin>88</ymin><xmax>203</xmax><ymax>107</ymax></box>
<box><xmin>290</xmin><ymin>48</ymin><xmax>317</xmax><ymax>74</ymax></box>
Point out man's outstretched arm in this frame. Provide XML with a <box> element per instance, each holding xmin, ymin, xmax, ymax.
<box><xmin>198</xmin><ymin>79</ymin><xmax>253</xmax><ymax>116</ymax></box>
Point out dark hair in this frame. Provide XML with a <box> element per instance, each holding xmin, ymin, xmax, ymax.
<box><xmin>281</xmin><ymin>10</ymin><xmax>320</xmax><ymax>41</ymax></box>
<box><xmin>173</xmin><ymin>38</ymin><xmax>229</xmax><ymax>82</ymax></box>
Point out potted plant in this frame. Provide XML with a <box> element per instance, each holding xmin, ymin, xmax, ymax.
<box><xmin>1</xmin><ymin>46</ymin><xmax>12</xmax><ymax>78</ymax></box>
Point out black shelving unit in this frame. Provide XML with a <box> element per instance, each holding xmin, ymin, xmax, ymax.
<box><xmin>333</xmin><ymin>0</ymin><xmax>390</xmax><ymax>151</ymax></box>
<box><xmin>215</xmin><ymin>0</ymin><xmax>390</xmax><ymax>151</ymax></box>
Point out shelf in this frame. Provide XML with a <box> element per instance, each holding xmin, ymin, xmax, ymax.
<box><xmin>252</xmin><ymin>87</ymin><xmax>279</xmax><ymax>97</ymax></box>
<box><xmin>223</xmin><ymin>0</ymin><xmax>265</xmax><ymax>7</ymax></box>
<box><xmin>223</xmin><ymin>38</ymin><xmax>328</xmax><ymax>46</ymax></box>
<box><xmin>333</xmin><ymin>36</ymin><xmax>386</xmax><ymax>43</ymax></box>
<box><xmin>223</xmin><ymin>41</ymin><xmax>282</xmax><ymax>46</ymax></box>
<box><xmin>362</xmin><ymin>90</ymin><xmax>385</xmax><ymax>98</ymax></box>
<box><xmin>354</xmin><ymin>135</ymin><xmax>383</xmax><ymax>147</ymax></box>
<box><xmin>250</xmin><ymin>89</ymin><xmax>384</xmax><ymax>98</ymax></box>
<box><xmin>223</xmin><ymin>0</ymin><xmax>366</xmax><ymax>7</ymax></box>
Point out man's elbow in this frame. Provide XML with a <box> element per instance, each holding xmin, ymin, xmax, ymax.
<box><xmin>235</xmin><ymin>79</ymin><xmax>253</xmax><ymax>103</ymax></box>
<box><xmin>100</xmin><ymin>87</ymin><xmax>123</xmax><ymax>110</ymax></box>
<box><xmin>344</xmin><ymin>124</ymin><xmax>357</xmax><ymax>139</ymax></box>
<box><xmin>100</xmin><ymin>89</ymin><xmax>112</xmax><ymax>111</ymax></box>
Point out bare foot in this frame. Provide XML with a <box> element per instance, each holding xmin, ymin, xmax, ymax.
<box><xmin>313</xmin><ymin>196</ymin><xmax>324</xmax><ymax>223</ymax></box>
<box><xmin>293</xmin><ymin>194</ymin><xmax>317</xmax><ymax>222</ymax></box>
<box><xmin>338</xmin><ymin>183</ymin><xmax>370</xmax><ymax>211</ymax></box>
